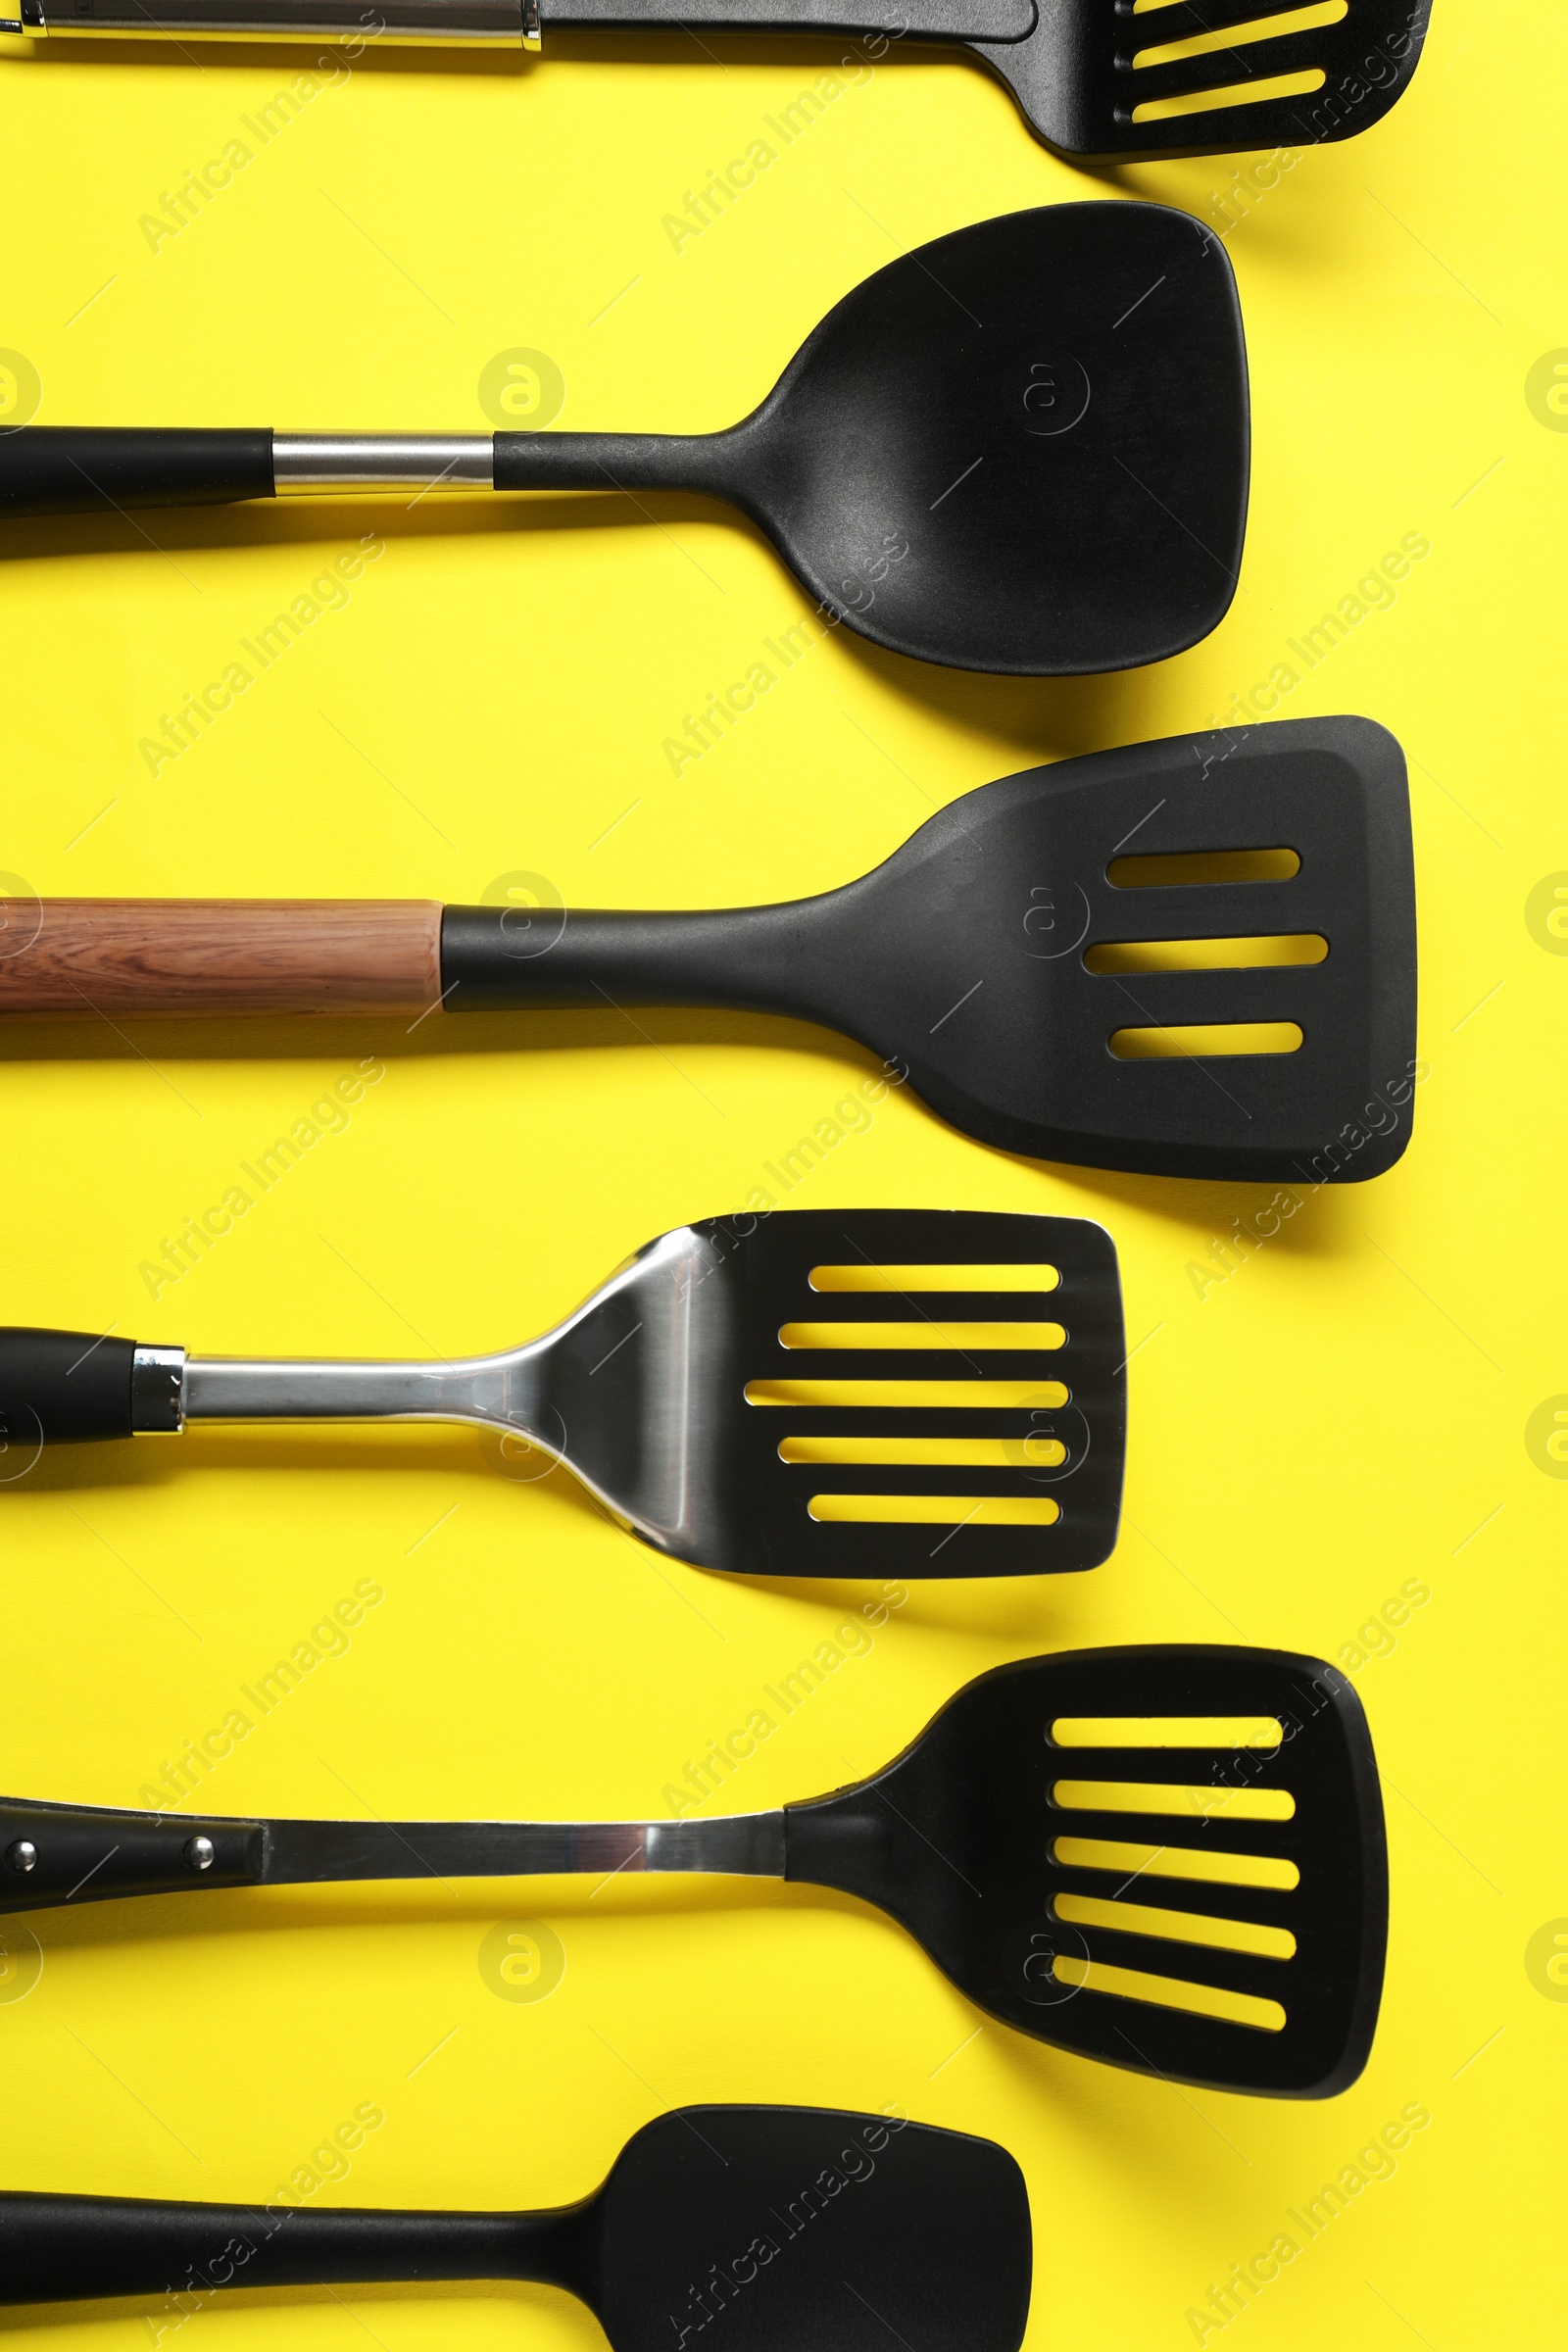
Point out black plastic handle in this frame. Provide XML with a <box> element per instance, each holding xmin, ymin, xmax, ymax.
<box><xmin>439</xmin><ymin>900</ymin><xmax>830</xmax><ymax>1019</ymax></box>
<box><xmin>0</xmin><ymin>1329</ymin><xmax>138</xmax><ymax>1445</ymax></box>
<box><xmin>0</xmin><ymin>428</ymin><xmax>275</xmax><ymax>518</ymax></box>
<box><xmin>493</xmin><ymin>428</ymin><xmax>736</xmax><ymax>497</ymax></box>
<box><xmin>546</xmin><ymin>0</ymin><xmax>1034</xmax><ymax>37</ymax></box>
<box><xmin>0</xmin><ymin>1796</ymin><xmax>263</xmax><ymax>1912</ymax></box>
<box><xmin>0</xmin><ymin>2192</ymin><xmax>588</xmax><ymax>2306</ymax></box>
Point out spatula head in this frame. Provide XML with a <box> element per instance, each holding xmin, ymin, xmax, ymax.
<box><xmin>802</xmin><ymin>716</ymin><xmax>1417</xmax><ymax>1183</ymax></box>
<box><xmin>591</xmin><ymin>2106</ymin><xmax>1031</xmax><ymax>2352</ymax></box>
<box><xmin>731</xmin><ymin>203</ymin><xmax>1247</xmax><ymax>675</ymax></box>
<box><xmin>975</xmin><ymin>0</ymin><xmax>1433</xmax><ymax>162</ymax></box>
<box><xmin>787</xmin><ymin>1646</ymin><xmax>1388</xmax><ymax>2097</ymax></box>
<box><xmin>546</xmin><ymin>1210</ymin><xmax>1124</xmax><ymax>1579</ymax></box>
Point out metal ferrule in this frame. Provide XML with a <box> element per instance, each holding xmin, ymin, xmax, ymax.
<box><xmin>17</xmin><ymin>0</ymin><xmax>539</xmax><ymax>46</ymax></box>
<box><xmin>272</xmin><ymin>433</ymin><xmax>496</xmax><ymax>494</ymax></box>
<box><xmin>130</xmin><ymin>1347</ymin><xmax>186</xmax><ymax>1435</ymax></box>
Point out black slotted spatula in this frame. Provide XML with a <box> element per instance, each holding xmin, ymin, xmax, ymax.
<box><xmin>973</xmin><ymin>0</ymin><xmax>1435</xmax><ymax>161</ymax></box>
<box><xmin>13</xmin><ymin>0</ymin><xmax>1435</xmax><ymax>163</ymax></box>
<box><xmin>0</xmin><ymin>1646</ymin><xmax>1386</xmax><ymax>2097</ymax></box>
<box><xmin>0</xmin><ymin>716</ymin><xmax>1419</xmax><ymax>1183</ymax></box>
<box><xmin>0</xmin><ymin>2106</ymin><xmax>1033</xmax><ymax>2349</ymax></box>
<box><xmin>0</xmin><ymin>1210</ymin><xmax>1126</xmax><ymax>1578</ymax></box>
<box><xmin>440</xmin><ymin>713</ymin><xmax>1416</xmax><ymax>1183</ymax></box>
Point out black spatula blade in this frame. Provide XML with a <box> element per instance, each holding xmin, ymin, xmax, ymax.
<box><xmin>736</xmin><ymin>202</ymin><xmax>1248</xmax><ymax>675</ymax></box>
<box><xmin>976</xmin><ymin>0</ymin><xmax>1434</xmax><ymax>162</ymax></box>
<box><xmin>787</xmin><ymin>1645</ymin><xmax>1388</xmax><ymax>2097</ymax></box>
<box><xmin>693</xmin><ymin>1209</ymin><xmax>1125</xmax><ymax>1580</ymax></box>
<box><xmin>594</xmin><ymin>2106</ymin><xmax>1032</xmax><ymax>2352</ymax></box>
<box><xmin>808</xmin><ymin>716</ymin><xmax>1417</xmax><ymax>1184</ymax></box>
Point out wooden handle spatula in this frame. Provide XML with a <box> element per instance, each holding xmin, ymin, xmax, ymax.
<box><xmin>0</xmin><ymin>719</ymin><xmax>1418</xmax><ymax>1185</ymax></box>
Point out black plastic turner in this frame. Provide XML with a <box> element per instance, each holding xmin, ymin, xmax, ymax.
<box><xmin>0</xmin><ymin>2105</ymin><xmax>1032</xmax><ymax>2347</ymax></box>
<box><xmin>0</xmin><ymin>205</ymin><xmax>1248</xmax><ymax>677</ymax></box>
<box><xmin>0</xmin><ymin>1209</ymin><xmax>1126</xmax><ymax>1579</ymax></box>
<box><xmin>0</xmin><ymin>717</ymin><xmax>1420</xmax><ymax>1183</ymax></box>
<box><xmin>449</xmin><ymin>714</ymin><xmax>1418</xmax><ymax>1183</ymax></box>
<box><xmin>0</xmin><ymin>1646</ymin><xmax>1387</xmax><ymax>2097</ymax></box>
<box><xmin>967</xmin><ymin>0</ymin><xmax>1435</xmax><ymax>160</ymax></box>
<box><xmin>13</xmin><ymin>0</ymin><xmax>1435</xmax><ymax>162</ymax></box>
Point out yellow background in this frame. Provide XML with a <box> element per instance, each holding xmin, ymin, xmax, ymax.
<box><xmin>1</xmin><ymin>3</ymin><xmax>1564</xmax><ymax>2345</ymax></box>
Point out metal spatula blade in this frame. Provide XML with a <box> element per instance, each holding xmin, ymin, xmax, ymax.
<box><xmin>975</xmin><ymin>0</ymin><xmax>1435</xmax><ymax>161</ymax></box>
<box><xmin>787</xmin><ymin>1645</ymin><xmax>1388</xmax><ymax>2097</ymax></box>
<box><xmin>0</xmin><ymin>2107</ymin><xmax>1033</xmax><ymax>2351</ymax></box>
<box><xmin>0</xmin><ymin>1209</ymin><xmax>1125</xmax><ymax>1579</ymax></box>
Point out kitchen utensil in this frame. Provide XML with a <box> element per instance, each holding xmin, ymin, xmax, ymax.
<box><xmin>973</xmin><ymin>0</ymin><xmax>1434</xmax><ymax>160</ymax></box>
<box><xmin>0</xmin><ymin>1209</ymin><xmax>1126</xmax><ymax>1577</ymax></box>
<box><xmin>4</xmin><ymin>0</ymin><xmax>1435</xmax><ymax>164</ymax></box>
<box><xmin>0</xmin><ymin>205</ymin><xmax>1249</xmax><ymax>675</ymax></box>
<box><xmin>0</xmin><ymin>717</ymin><xmax>1419</xmax><ymax>1183</ymax></box>
<box><xmin>0</xmin><ymin>1645</ymin><xmax>1388</xmax><ymax>2096</ymax></box>
<box><xmin>0</xmin><ymin>2105</ymin><xmax>1033</xmax><ymax>2349</ymax></box>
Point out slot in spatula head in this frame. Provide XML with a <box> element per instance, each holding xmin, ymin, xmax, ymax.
<box><xmin>976</xmin><ymin>0</ymin><xmax>1434</xmax><ymax>162</ymax></box>
<box><xmin>806</xmin><ymin>715</ymin><xmax>1417</xmax><ymax>1183</ymax></box>
<box><xmin>787</xmin><ymin>1645</ymin><xmax>1388</xmax><ymax>2096</ymax></box>
<box><xmin>563</xmin><ymin>1209</ymin><xmax>1124</xmax><ymax>1578</ymax></box>
<box><xmin>592</xmin><ymin>2106</ymin><xmax>1031</xmax><ymax>2352</ymax></box>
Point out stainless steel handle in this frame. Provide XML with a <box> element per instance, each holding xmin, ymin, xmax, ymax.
<box><xmin>20</xmin><ymin>0</ymin><xmax>540</xmax><ymax>45</ymax></box>
<box><xmin>273</xmin><ymin>433</ymin><xmax>495</xmax><ymax>494</ymax></box>
<box><xmin>183</xmin><ymin>1343</ymin><xmax>551</xmax><ymax>1438</ymax></box>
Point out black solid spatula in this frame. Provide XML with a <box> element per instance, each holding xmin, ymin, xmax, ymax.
<box><xmin>0</xmin><ymin>1209</ymin><xmax>1126</xmax><ymax>1579</ymax></box>
<box><xmin>0</xmin><ymin>1646</ymin><xmax>1387</xmax><ymax>2097</ymax></box>
<box><xmin>0</xmin><ymin>2105</ymin><xmax>1033</xmax><ymax>2348</ymax></box>
<box><xmin>0</xmin><ymin>205</ymin><xmax>1248</xmax><ymax>676</ymax></box>
<box><xmin>10</xmin><ymin>0</ymin><xmax>1435</xmax><ymax>162</ymax></box>
<box><xmin>0</xmin><ymin>718</ymin><xmax>1419</xmax><ymax>1183</ymax></box>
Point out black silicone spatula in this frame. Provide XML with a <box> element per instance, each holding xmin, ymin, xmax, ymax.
<box><xmin>0</xmin><ymin>718</ymin><xmax>1419</xmax><ymax>1183</ymax></box>
<box><xmin>0</xmin><ymin>1209</ymin><xmax>1126</xmax><ymax>1579</ymax></box>
<box><xmin>0</xmin><ymin>2105</ymin><xmax>1033</xmax><ymax>2347</ymax></box>
<box><xmin>0</xmin><ymin>1647</ymin><xmax>1386</xmax><ymax>2097</ymax></box>
<box><xmin>9</xmin><ymin>0</ymin><xmax>1435</xmax><ymax>162</ymax></box>
<box><xmin>969</xmin><ymin>0</ymin><xmax>1435</xmax><ymax>159</ymax></box>
<box><xmin>0</xmin><ymin>205</ymin><xmax>1248</xmax><ymax>676</ymax></box>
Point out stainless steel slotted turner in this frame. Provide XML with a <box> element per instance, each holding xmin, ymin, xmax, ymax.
<box><xmin>0</xmin><ymin>1646</ymin><xmax>1387</xmax><ymax>2097</ymax></box>
<box><xmin>4</xmin><ymin>0</ymin><xmax>1435</xmax><ymax>162</ymax></box>
<box><xmin>0</xmin><ymin>1210</ymin><xmax>1125</xmax><ymax>1577</ymax></box>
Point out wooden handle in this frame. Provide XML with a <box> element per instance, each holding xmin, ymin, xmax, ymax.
<box><xmin>0</xmin><ymin>900</ymin><xmax>443</xmax><ymax>1017</ymax></box>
